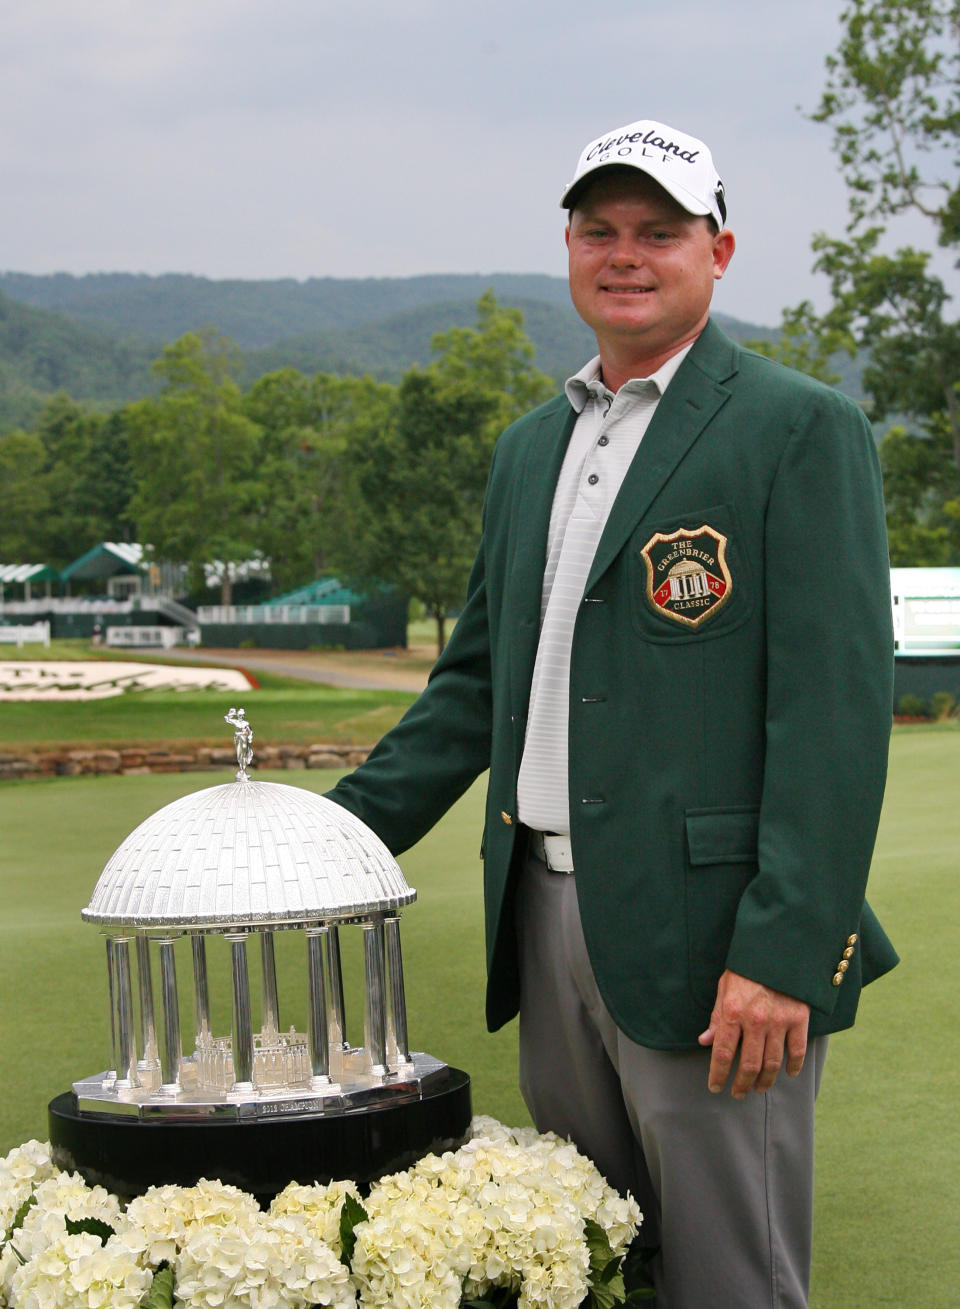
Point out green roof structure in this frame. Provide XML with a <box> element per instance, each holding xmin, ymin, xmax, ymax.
<box><xmin>60</xmin><ymin>542</ymin><xmax>145</xmax><ymax>583</ymax></box>
<box><xmin>0</xmin><ymin>563</ymin><xmax>60</xmax><ymax>585</ymax></box>
<box><xmin>267</xmin><ymin>578</ymin><xmax>368</xmax><ymax>607</ymax></box>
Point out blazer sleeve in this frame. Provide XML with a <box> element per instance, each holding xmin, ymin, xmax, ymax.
<box><xmin>323</xmin><ymin>519</ymin><xmax>494</xmax><ymax>857</ymax></box>
<box><xmin>723</xmin><ymin>387</ymin><xmax>894</xmax><ymax>1015</ymax></box>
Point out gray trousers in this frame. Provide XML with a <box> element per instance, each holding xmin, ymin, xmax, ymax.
<box><xmin>517</xmin><ymin>853</ymin><xmax>826</xmax><ymax>1309</ymax></box>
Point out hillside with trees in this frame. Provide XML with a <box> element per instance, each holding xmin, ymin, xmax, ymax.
<box><xmin>0</xmin><ymin>271</ymin><xmax>789</xmax><ymax>433</ymax></box>
<box><xmin>0</xmin><ymin>291</ymin><xmax>156</xmax><ymax>430</ymax></box>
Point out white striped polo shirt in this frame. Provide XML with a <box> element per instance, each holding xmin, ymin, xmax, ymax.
<box><xmin>516</xmin><ymin>343</ymin><xmax>693</xmax><ymax>836</ymax></box>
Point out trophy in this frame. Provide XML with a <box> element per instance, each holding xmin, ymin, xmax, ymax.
<box><xmin>49</xmin><ymin>709</ymin><xmax>470</xmax><ymax>1198</ymax></box>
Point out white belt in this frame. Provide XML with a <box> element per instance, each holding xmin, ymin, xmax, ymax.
<box><xmin>530</xmin><ymin>830</ymin><xmax>575</xmax><ymax>873</ymax></box>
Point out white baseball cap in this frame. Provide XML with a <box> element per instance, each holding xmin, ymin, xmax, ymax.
<box><xmin>561</xmin><ymin>118</ymin><xmax>727</xmax><ymax>228</ymax></box>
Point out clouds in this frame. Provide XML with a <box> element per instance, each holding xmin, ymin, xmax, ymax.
<box><xmin>1</xmin><ymin>1</ymin><xmax>862</xmax><ymax>324</ymax></box>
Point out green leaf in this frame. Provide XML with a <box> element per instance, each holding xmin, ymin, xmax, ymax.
<box><xmin>140</xmin><ymin>1264</ymin><xmax>175</xmax><ymax>1309</ymax></box>
<box><xmin>583</xmin><ymin>1219</ymin><xmax>626</xmax><ymax>1308</ymax></box>
<box><xmin>64</xmin><ymin>1215</ymin><xmax>116</xmax><ymax>1246</ymax></box>
<box><xmin>461</xmin><ymin>1290</ymin><xmax>519</xmax><ymax>1308</ymax></box>
<box><xmin>1</xmin><ymin>1193</ymin><xmax>37</xmax><ymax>1251</ymax></box>
<box><xmin>338</xmin><ymin>1192</ymin><xmax>368</xmax><ymax>1269</ymax></box>
<box><xmin>585</xmin><ymin>1278</ymin><xmax>625</xmax><ymax>1309</ymax></box>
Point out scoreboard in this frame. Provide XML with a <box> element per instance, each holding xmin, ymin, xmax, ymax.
<box><xmin>891</xmin><ymin>568</ymin><xmax>960</xmax><ymax>656</ymax></box>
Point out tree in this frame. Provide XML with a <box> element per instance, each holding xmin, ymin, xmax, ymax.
<box><xmin>343</xmin><ymin>295</ymin><xmax>554</xmax><ymax>652</ymax></box>
<box><xmin>126</xmin><ymin>331</ymin><xmax>263</xmax><ymax>604</ymax></box>
<box><xmin>759</xmin><ymin>0</ymin><xmax>960</xmax><ymax>563</ymax></box>
<box><xmin>31</xmin><ymin>395</ymin><xmax>110</xmax><ymax>564</ymax></box>
<box><xmin>426</xmin><ymin>289</ymin><xmax>555</xmax><ymax>427</ymax></box>
<box><xmin>0</xmin><ymin>429</ymin><xmax>50</xmax><ymax>560</ymax></box>
<box><xmin>880</xmin><ymin>417</ymin><xmax>960</xmax><ymax>561</ymax></box>
<box><xmin>245</xmin><ymin>368</ymin><xmax>394</xmax><ymax>593</ymax></box>
<box><xmin>0</xmin><ymin>393</ymin><xmax>135</xmax><ymax>568</ymax></box>
<box><xmin>82</xmin><ymin>408</ymin><xmax>136</xmax><ymax>543</ymax></box>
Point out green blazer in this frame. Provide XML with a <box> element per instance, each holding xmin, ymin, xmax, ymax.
<box><xmin>328</xmin><ymin>320</ymin><xmax>898</xmax><ymax>1050</ymax></box>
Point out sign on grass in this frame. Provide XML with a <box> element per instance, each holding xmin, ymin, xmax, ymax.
<box><xmin>0</xmin><ymin>662</ymin><xmax>254</xmax><ymax>700</ymax></box>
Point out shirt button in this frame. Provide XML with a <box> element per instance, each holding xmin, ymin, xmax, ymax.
<box><xmin>588</xmin><ymin>473</ymin><xmax>599</xmax><ymax>485</ymax></box>
<box><xmin>598</xmin><ymin>435</ymin><xmax>609</xmax><ymax>447</ymax></box>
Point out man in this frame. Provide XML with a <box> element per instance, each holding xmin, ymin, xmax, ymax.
<box><xmin>327</xmin><ymin>118</ymin><xmax>897</xmax><ymax>1308</ymax></box>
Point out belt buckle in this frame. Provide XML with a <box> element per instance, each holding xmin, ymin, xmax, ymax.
<box><xmin>533</xmin><ymin>830</ymin><xmax>574</xmax><ymax>874</ymax></box>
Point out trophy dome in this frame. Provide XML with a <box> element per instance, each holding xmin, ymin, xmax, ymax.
<box><xmin>82</xmin><ymin>778</ymin><xmax>414</xmax><ymax>930</ymax></box>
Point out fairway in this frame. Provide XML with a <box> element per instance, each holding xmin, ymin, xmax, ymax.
<box><xmin>0</xmin><ymin>728</ymin><xmax>957</xmax><ymax>1307</ymax></box>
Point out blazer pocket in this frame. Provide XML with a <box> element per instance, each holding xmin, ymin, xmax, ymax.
<box><xmin>684</xmin><ymin>806</ymin><xmax>760</xmax><ymax>1007</ymax></box>
<box><xmin>628</xmin><ymin>502</ymin><xmax>755</xmax><ymax>643</ymax></box>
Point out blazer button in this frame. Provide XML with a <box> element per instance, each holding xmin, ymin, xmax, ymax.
<box><xmin>843</xmin><ymin>946</ymin><xmax>855</xmax><ymax>959</ymax></box>
<box><xmin>837</xmin><ymin>959</ymin><xmax>849</xmax><ymax>973</ymax></box>
<box><xmin>832</xmin><ymin>972</ymin><xmax>844</xmax><ymax>987</ymax></box>
<box><xmin>501</xmin><ymin>811</ymin><xmax>513</xmax><ymax>825</ymax></box>
<box><xmin>846</xmin><ymin>933</ymin><xmax>859</xmax><ymax>946</ymax></box>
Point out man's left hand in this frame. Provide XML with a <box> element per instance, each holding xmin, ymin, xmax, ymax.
<box><xmin>698</xmin><ymin>970</ymin><xmax>810</xmax><ymax>1098</ymax></box>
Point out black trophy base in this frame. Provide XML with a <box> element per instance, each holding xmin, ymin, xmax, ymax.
<box><xmin>49</xmin><ymin>1067</ymin><xmax>471</xmax><ymax>1202</ymax></box>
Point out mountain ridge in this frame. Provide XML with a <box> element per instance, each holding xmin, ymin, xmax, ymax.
<box><xmin>0</xmin><ymin>271</ymin><xmax>798</xmax><ymax>432</ymax></box>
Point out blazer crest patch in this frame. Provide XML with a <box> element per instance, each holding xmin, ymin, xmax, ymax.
<box><xmin>640</xmin><ymin>524</ymin><xmax>732</xmax><ymax>627</ymax></box>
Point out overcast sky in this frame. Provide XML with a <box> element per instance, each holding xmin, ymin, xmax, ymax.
<box><xmin>0</xmin><ymin>0</ymin><xmax>923</xmax><ymax>328</ymax></box>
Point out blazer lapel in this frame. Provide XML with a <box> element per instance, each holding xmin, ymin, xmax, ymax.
<box><xmin>586</xmin><ymin>321</ymin><xmax>740</xmax><ymax>591</ymax></box>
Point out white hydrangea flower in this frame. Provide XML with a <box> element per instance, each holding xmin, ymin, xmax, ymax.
<box><xmin>114</xmin><ymin>1177</ymin><xmax>261</xmax><ymax>1266</ymax></box>
<box><xmin>355</xmin><ymin>1135</ymin><xmax>591</xmax><ymax>1309</ymax></box>
<box><xmin>467</xmin><ymin>1115</ymin><xmax>514</xmax><ymax>1145</ymax></box>
<box><xmin>0</xmin><ymin>1172</ymin><xmax>123</xmax><ymax>1304</ymax></box>
<box><xmin>268</xmin><ymin>1178</ymin><xmax>361</xmax><ymax>1255</ymax></box>
<box><xmin>465</xmin><ymin>1120</ymin><xmax>643</xmax><ymax>1256</ymax></box>
<box><xmin>351</xmin><ymin>1198</ymin><xmax>467</xmax><ymax>1309</ymax></box>
<box><xmin>174</xmin><ymin>1211</ymin><xmax>355</xmax><ymax>1309</ymax></box>
<box><xmin>594</xmin><ymin>1189</ymin><xmax>644</xmax><ymax>1258</ymax></box>
<box><xmin>389</xmin><ymin>1125</ymin><xmax>637</xmax><ymax>1309</ymax></box>
<box><xmin>0</xmin><ymin>1142</ymin><xmax>59</xmax><ymax>1251</ymax></box>
<box><xmin>1</xmin><ymin>1120</ymin><xmax>640</xmax><ymax>1309</ymax></box>
<box><xmin>8</xmin><ymin>1230</ymin><xmax>151</xmax><ymax>1309</ymax></box>
<box><xmin>0</xmin><ymin>1141</ymin><xmax>57</xmax><ymax>1201</ymax></box>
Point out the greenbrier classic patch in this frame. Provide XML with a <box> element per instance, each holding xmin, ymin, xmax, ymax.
<box><xmin>640</xmin><ymin>523</ymin><xmax>732</xmax><ymax>628</ymax></box>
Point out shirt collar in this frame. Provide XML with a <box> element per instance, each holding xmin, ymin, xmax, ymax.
<box><xmin>564</xmin><ymin>340</ymin><xmax>696</xmax><ymax>414</ymax></box>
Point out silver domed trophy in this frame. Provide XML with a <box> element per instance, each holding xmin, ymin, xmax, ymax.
<box><xmin>49</xmin><ymin>711</ymin><xmax>470</xmax><ymax>1198</ymax></box>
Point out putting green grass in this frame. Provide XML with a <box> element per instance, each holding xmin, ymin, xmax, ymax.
<box><xmin>0</xmin><ymin>686</ymin><xmax>417</xmax><ymax>750</ymax></box>
<box><xmin>810</xmin><ymin>726</ymin><xmax>960</xmax><ymax>1308</ymax></box>
<box><xmin>0</xmin><ymin>727</ymin><xmax>957</xmax><ymax>1306</ymax></box>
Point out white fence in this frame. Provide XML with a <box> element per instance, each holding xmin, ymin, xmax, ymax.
<box><xmin>106</xmin><ymin>626</ymin><xmax>196</xmax><ymax>649</ymax></box>
<box><xmin>0</xmin><ymin>621</ymin><xmax>51</xmax><ymax>647</ymax></box>
<box><xmin>196</xmin><ymin>604</ymin><xmax>351</xmax><ymax>625</ymax></box>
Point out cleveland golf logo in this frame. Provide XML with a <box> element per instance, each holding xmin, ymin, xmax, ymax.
<box><xmin>586</xmin><ymin>128</ymin><xmax>701</xmax><ymax>166</ymax></box>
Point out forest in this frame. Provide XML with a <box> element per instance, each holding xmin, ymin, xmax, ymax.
<box><xmin>0</xmin><ymin>293</ymin><xmax>557</xmax><ymax>651</ymax></box>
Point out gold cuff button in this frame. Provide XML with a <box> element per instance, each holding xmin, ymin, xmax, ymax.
<box><xmin>846</xmin><ymin>933</ymin><xmax>859</xmax><ymax>946</ymax></box>
<box><xmin>843</xmin><ymin>946</ymin><xmax>855</xmax><ymax>959</ymax></box>
<box><xmin>832</xmin><ymin>972</ymin><xmax>844</xmax><ymax>987</ymax></box>
<box><xmin>837</xmin><ymin>959</ymin><xmax>849</xmax><ymax>973</ymax></box>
